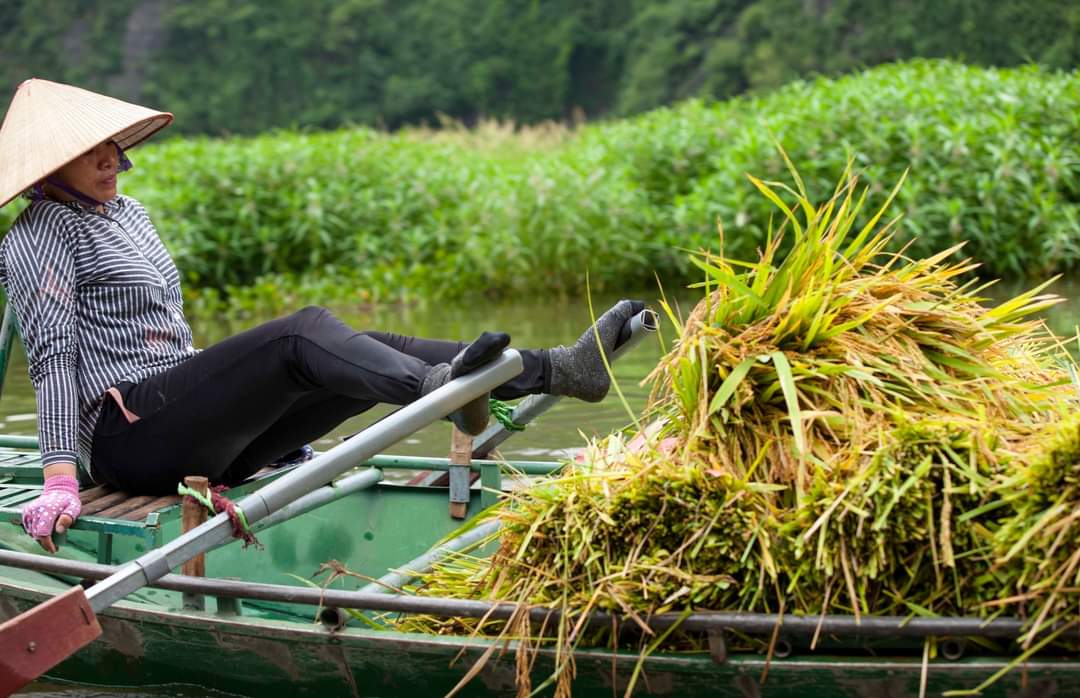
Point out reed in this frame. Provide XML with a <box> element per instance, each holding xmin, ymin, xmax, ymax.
<box><xmin>4</xmin><ymin>60</ymin><xmax>1074</xmax><ymax>316</ymax></box>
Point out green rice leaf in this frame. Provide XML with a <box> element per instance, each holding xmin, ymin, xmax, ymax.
<box><xmin>708</xmin><ymin>356</ymin><xmax>756</xmax><ymax>415</ymax></box>
<box><xmin>771</xmin><ymin>350</ymin><xmax>805</xmax><ymax>455</ymax></box>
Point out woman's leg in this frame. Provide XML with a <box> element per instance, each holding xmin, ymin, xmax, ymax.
<box><xmin>219</xmin><ymin>392</ymin><xmax>376</xmax><ymax>484</ymax></box>
<box><xmin>219</xmin><ymin>332</ymin><xmax>552</xmax><ymax>484</ymax></box>
<box><xmin>91</xmin><ymin>306</ymin><xmax>447</xmax><ymax>493</ymax></box>
<box><xmin>91</xmin><ymin>301</ymin><xmax>640</xmax><ymax>494</ymax></box>
<box><xmin>363</xmin><ymin>331</ymin><xmax>548</xmax><ymax>399</ymax></box>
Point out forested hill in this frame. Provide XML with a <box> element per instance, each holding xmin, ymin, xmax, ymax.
<box><xmin>1</xmin><ymin>0</ymin><xmax>1077</xmax><ymax>136</ymax></box>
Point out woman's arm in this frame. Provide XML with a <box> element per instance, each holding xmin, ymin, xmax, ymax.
<box><xmin>43</xmin><ymin>463</ymin><xmax>78</xmax><ymax>478</ymax></box>
<box><xmin>2</xmin><ymin>204</ymin><xmax>84</xmax><ymax>551</ymax></box>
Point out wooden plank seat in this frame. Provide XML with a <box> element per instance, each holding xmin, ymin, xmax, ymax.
<box><xmin>0</xmin><ymin>448</ymin><xmax>180</xmax><ymax>522</ymax></box>
<box><xmin>0</xmin><ymin>447</ymin><xmax>179</xmax><ymax>558</ymax></box>
<box><xmin>77</xmin><ymin>485</ymin><xmax>180</xmax><ymax>522</ymax></box>
<box><xmin>1</xmin><ymin>485</ymin><xmax>179</xmax><ymax>523</ymax></box>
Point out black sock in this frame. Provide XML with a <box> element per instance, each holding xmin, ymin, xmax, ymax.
<box><xmin>452</xmin><ymin>331</ymin><xmax>511</xmax><ymax>378</ymax></box>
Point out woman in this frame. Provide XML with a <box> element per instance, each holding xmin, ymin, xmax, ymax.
<box><xmin>0</xmin><ymin>79</ymin><xmax>643</xmax><ymax>553</ymax></box>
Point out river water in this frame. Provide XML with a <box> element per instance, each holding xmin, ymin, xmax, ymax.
<box><xmin>10</xmin><ymin>279</ymin><xmax>1080</xmax><ymax>696</ymax></box>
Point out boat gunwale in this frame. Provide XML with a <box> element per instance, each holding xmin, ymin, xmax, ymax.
<box><xmin>2</xmin><ymin>574</ymin><xmax>1078</xmax><ymax>678</ymax></box>
<box><xmin>0</xmin><ymin>548</ymin><xmax>1073</xmax><ymax>643</ymax></box>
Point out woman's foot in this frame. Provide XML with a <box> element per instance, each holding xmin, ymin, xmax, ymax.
<box><xmin>421</xmin><ymin>331</ymin><xmax>511</xmax><ymax>435</ymax></box>
<box><xmin>548</xmin><ymin>299</ymin><xmax>645</xmax><ymax>402</ymax></box>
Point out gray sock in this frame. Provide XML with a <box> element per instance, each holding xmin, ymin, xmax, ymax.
<box><xmin>548</xmin><ymin>299</ymin><xmax>644</xmax><ymax>402</ymax></box>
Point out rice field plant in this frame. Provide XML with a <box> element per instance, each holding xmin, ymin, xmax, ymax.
<box><xmin>390</xmin><ymin>157</ymin><xmax>1080</xmax><ymax>696</ymax></box>
<box><xmin>2</xmin><ymin>60</ymin><xmax>1074</xmax><ymax>314</ymax></box>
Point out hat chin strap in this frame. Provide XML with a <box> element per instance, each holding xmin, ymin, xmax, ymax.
<box><xmin>41</xmin><ymin>175</ymin><xmax>108</xmax><ymax>208</ymax></box>
<box><xmin>27</xmin><ymin>142</ymin><xmax>132</xmax><ymax>209</ymax></box>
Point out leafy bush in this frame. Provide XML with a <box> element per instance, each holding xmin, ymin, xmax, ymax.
<box><xmin>4</xmin><ymin>1</ymin><xmax>1078</xmax><ymax>132</ymax></box>
<box><xmin>3</xmin><ymin>61</ymin><xmax>1077</xmax><ymax>308</ymax></box>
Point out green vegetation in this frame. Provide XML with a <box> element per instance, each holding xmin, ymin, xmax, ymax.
<box><xmin>2</xmin><ymin>0</ymin><xmax>1077</xmax><ymax>132</ymax></box>
<box><xmin>2</xmin><ymin>61</ymin><xmax>1077</xmax><ymax>312</ymax></box>
<box><xmin>394</xmin><ymin>161</ymin><xmax>1080</xmax><ymax>696</ymax></box>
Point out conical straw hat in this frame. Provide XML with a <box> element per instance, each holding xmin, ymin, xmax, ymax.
<box><xmin>0</xmin><ymin>78</ymin><xmax>173</xmax><ymax>208</ymax></box>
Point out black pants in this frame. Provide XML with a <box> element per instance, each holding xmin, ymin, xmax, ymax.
<box><xmin>91</xmin><ymin>306</ymin><xmax>547</xmax><ymax>494</ymax></box>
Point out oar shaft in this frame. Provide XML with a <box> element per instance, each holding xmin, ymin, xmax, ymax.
<box><xmin>361</xmin><ymin>519</ymin><xmax>502</xmax><ymax>594</ymax></box>
<box><xmin>0</xmin><ymin>548</ymin><xmax>1061</xmax><ymax>641</ymax></box>
<box><xmin>85</xmin><ymin>350</ymin><xmax>523</xmax><ymax>613</ymax></box>
<box><xmin>251</xmin><ymin>466</ymin><xmax>382</xmax><ymax>533</ymax></box>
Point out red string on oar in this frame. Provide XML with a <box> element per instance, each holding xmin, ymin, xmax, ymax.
<box><xmin>178</xmin><ymin>482</ymin><xmax>263</xmax><ymax>549</ymax></box>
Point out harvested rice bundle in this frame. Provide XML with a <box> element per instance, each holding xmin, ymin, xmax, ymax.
<box><xmin>397</xmin><ymin>438</ymin><xmax>779</xmax><ymax>635</ymax></box>
<box><xmin>782</xmin><ymin>416</ymin><xmax>1012</xmax><ymax>620</ymax></box>
<box><xmin>498</xmin><ymin>453</ymin><xmax>778</xmax><ymax>612</ymax></box>
<box><xmin>397</xmin><ymin>159</ymin><xmax>1079</xmax><ymax>696</ymax></box>
<box><xmin>648</xmin><ymin>165</ymin><xmax>1067</xmax><ymax>496</ymax></box>
<box><xmin>990</xmin><ymin>413</ymin><xmax>1080</xmax><ymax>646</ymax></box>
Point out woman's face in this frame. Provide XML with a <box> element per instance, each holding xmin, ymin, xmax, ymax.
<box><xmin>50</xmin><ymin>140</ymin><xmax>119</xmax><ymax>202</ymax></box>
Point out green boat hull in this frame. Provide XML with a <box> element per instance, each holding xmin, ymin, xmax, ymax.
<box><xmin>2</xmin><ymin>470</ymin><xmax>1079</xmax><ymax>697</ymax></box>
<box><xmin>3</xmin><ymin>576</ymin><xmax>1078</xmax><ymax>697</ymax></box>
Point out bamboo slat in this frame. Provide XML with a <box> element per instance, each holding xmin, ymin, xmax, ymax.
<box><xmin>96</xmin><ymin>495</ymin><xmax>159</xmax><ymax>520</ymax></box>
<box><xmin>119</xmin><ymin>495</ymin><xmax>180</xmax><ymax>521</ymax></box>
<box><xmin>80</xmin><ymin>490</ymin><xmax>131</xmax><ymax>516</ymax></box>
<box><xmin>78</xmin><ymin>484</ymin><xmax>112</xmax><ymax>504</ymax></box>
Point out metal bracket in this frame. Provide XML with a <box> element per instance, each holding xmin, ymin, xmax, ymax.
<box><xmin>448</xmin><ymin>428</ymin><xmax>472</xmax><ymax>519</ymax></box>
<box><xmin>707</xmin><ymin>628</ymin><xmax>728</xmax><ymax>664</ymax></box>
<box><xmin>134</xmin><ymin>549</ymin><xmax>171</xmax><ymax>584</ymax></box>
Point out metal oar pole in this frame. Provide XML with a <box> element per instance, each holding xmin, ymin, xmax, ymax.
<box><xmin>369</xmin><ymin>309</ymin><xmax>661</xmax><ymax>592</ymax></box>
<box><xmin>360</xmin><ymin>519</ymin><xmax>502</xmax><ymax>594</ymax></box>
<box><xmin>472</xmin><ymin>309</ymin><xmax>658</xmax><ymax>458</ymax></box>
<box><xmin>84</xmin><ymin>349</ymin><xmax>523</xmax><ymax>613</ymax></box>
<box><xmin>250</xmin><ymin>466</ymin><xmax>383</xmax><ymax>534</ymax></box>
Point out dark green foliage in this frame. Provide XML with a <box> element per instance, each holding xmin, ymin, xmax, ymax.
<box><xmin>1</xmin><ymin>0</ymin><xmax>1078</xmax><ymax>133</ymax></box>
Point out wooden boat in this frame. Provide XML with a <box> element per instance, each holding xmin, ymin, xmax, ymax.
<box><xmin>0</xmin><ymin>306</ymin><xmax>1077</xmax><ymax>696</ymax></box>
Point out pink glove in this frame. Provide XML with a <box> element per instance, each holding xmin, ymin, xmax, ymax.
<box><xmin>22</xmin><ymin>474</ymin><xmax>81</xmax><ymax>540</ymax></box>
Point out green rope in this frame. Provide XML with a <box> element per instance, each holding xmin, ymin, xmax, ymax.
<box><xmin>177</xmin><ymin>482</ymin><xmax>213</xmax><ymax>511</ymax></box>
<box><xmin>177</xmin><ymin>482</ymin><xmax>260</xmax><ymax>547</ymax></box>
<box><xmin>489</xmin><ymin>398</ymin><xmax>526</xmax><ymax>432</ymax></box>
<box><xmin>232</xmin><ymin>507</ymin><xmax>254</xmax><ymax>538</ymax></box>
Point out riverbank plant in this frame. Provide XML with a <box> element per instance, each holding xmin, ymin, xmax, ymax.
<box><xmin>2</xmin><ymin>60</ymin><xmax>1075</xmax><ymax>317</ymax></box>
<box><xmin>390</xmin><ymin>158</ymin><xmax>1080</xmax><ymax>696</ymax></box>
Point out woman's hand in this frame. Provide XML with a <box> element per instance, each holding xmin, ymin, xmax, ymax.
<box><xmin>22</xmin><ymin>471</ymin><xmax>81</xmax><ymax>553</ymax></box>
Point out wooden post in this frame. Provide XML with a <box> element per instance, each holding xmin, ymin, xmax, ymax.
<box><xmin>180</xmin><ymin>475</ymin><xmax>209</xmax><ymax>611</ymax></box>
<box><xmin>448</xmin><ymin>428</ymin><xmax>473</xmax><ymax>519</ymax></box>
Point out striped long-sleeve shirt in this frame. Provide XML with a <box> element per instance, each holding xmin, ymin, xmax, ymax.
<box><xmin>0</xmin><ymin>195</ymin><xmax>198</xmax><ymax>470</ymax></box>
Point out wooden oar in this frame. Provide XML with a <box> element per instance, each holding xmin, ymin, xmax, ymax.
<box><xmin>0</xmin><ymin>350</ymin><xmax>523</xmax><ymax>696</ymax></box>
